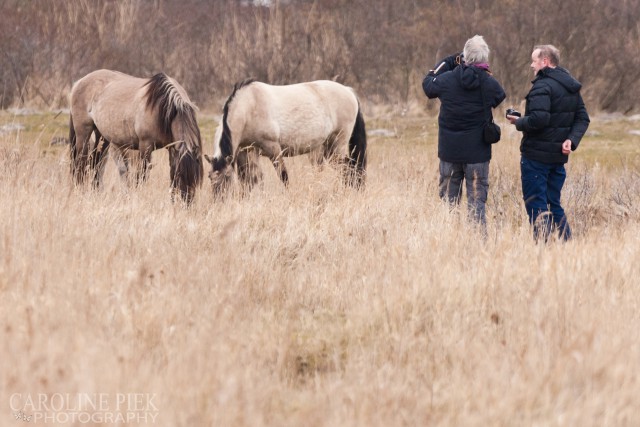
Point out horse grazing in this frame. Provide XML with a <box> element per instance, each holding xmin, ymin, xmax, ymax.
<box><xmin>69</xmin><ymin>69</ymin><xmax>203</xmax><ymax>203</ymax></box>
<box><xmin>204</xmin><ymin>79</ymin><xmax>367</xmax><ymax>195</ymax></box>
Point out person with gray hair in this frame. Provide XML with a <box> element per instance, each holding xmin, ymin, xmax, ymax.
<box><xmin>422</xmin><ymin>35</ymin><xmax>505</xmax><ymax>231</ymax></box>
<box><xmin>463</xmin><ymin>34</ymin><xmax>490</xmax><ymax>64</ymax></box>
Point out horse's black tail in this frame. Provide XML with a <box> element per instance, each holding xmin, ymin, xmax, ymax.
<box><xmin>213</xmin><ymin>78</ymin><xmax>256</xmax><ymax>172</ymax></box>
<box><xmin>69</xmin><ymin>115</ymin><xmax>76</xmax><ymax>164</ymax></box>
<box><xmin>68</xmin><ymin>114</ymin><xmax>81</xmax><ymax>182</ymax></box>
<box><xmin>348</xmin><ymin>104</ymin><xmax>367</xmax><ymax>188</ymax></box>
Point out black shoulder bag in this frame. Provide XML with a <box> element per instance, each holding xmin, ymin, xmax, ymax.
<box><xmin>480</xmin><ymin>72</ymin><xmax>501</xmax><ymax>145</ymax></box>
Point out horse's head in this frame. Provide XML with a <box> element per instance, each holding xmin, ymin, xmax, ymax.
<box><xmin>167</xmin><ymin>113</ymin><xmax>204</xmax><ymax>205</ymax></box>
<box><xmin>204</xmin><ymin>154</ymin><xmax>233</xmax><ymax>197</ymax></box>
<box><xmin>169</xmin><ymin>142</ymin><xmax>203</xmax><ymax>205</ymax></box>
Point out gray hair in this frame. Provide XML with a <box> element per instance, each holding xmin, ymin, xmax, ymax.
<box><xmin>463</xmin><ymin>35</ymin><xmax>490</xmax><ymax>65</ymax></box>
<box><xmin>534</xmin><ymin>44</ymin><xmax>560</xmax><ymax>66</ymax></box>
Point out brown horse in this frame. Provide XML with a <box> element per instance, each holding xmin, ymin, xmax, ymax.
<box><xmin>69</xmin><ymin>69</ymin><xmax>203</xmax><ymax>203</ymax></box>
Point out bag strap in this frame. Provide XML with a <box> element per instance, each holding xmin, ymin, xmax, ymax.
<box><xmin>478</xmin><ymin>71</ymin><xmax>494</xmax><ymax>123</ymax></box>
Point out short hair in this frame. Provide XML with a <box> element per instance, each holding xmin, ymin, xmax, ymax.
<box><xmin>463</xmin><ymin>35</ymin><xmax>490</xmax><ymax>65</ymax></box>
<box><xmin>534</xmin><ymin>45</ymin><xmax>560</xmax><ymax>66</ymax></box>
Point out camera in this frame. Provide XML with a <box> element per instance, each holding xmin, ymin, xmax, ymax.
<box><xmin>506</xmin><ymin>108</ymin><xmax>521</xmax><ymax>118</ymax></box>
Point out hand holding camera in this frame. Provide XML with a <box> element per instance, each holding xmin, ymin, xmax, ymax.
<box><xmin>506</xmin><ymin>108</ymin><xmax>521</xmax><ymax>118</ymax></box>
<box><xmin>431</xmin><ymin>52</ymin><xmax>464</xmax><ymax>75</ymax></box>
<box><xmin>443</xmin><ymin>52</ymin><xmax>463</xmax><ymax>69</ymax></box>
<box><xmin>505</xmin><ymin>108</ymin><xmax>521</xmax><ymax>125</ymax></box>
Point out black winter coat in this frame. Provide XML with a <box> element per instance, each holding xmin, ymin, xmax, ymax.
<box><xmin>515</xmin><ymin>66</ymin><xmax>590</xmax><ymax>164</ymax></box>
<box><xmin>422</xmin><ymin>64</ymin><xmax>505</xmax><ymax>163</ymax></box>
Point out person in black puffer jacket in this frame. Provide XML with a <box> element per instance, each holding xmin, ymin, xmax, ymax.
<box><xmin>423</xmin><ymin>35</ymin><xmax>506</xmax><ymax>230</ymax></box>
<box><xmin>507</xmin><ymin>44</ymin><xmax>590</xmax><ymax>241</ymax></box>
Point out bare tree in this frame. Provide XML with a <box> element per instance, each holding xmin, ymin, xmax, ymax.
<box><xmin>0</xmin><ymin>0</ymin><xmax>639</xmax><ymax>112</ymax></box>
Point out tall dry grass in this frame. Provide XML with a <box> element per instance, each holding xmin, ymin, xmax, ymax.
<box><xmin>2</xmin><ymin>113</ymin><xmax>640</xmax><ymax>426</ymax></box>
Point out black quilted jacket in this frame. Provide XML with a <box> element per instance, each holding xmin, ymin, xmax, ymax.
<box><xmin>423</xmin><ymin>63</ymin><xmax>506</xmax><ymax>163</ymax></box>
<box><xmin>515</xmin><ymin>66</ymin><xmax>590</xmax><ymax>164</ymax></box>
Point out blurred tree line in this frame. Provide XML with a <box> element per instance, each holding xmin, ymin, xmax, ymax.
<box><xmin>1</xmin><ymin>0</ymin><xmax>638</xmax><ymax>113</ymax></box>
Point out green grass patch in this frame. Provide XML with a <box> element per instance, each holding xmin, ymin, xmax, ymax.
<box><xmin>576</xmin><ymin>116</ymin><xmax>640</xmax><ymax>167</ymax></box>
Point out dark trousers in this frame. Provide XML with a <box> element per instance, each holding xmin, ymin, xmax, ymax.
<box><xmin>520</xmin><ymin>156</ymin><xmax>572</xmax><ymax>241</ymax></box>
<box><xmin>439</xmin><ymin>160</ymin><xmax>489</xmax><ymax>226</ymax></box>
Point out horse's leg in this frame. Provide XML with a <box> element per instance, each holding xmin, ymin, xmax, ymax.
<box><xmin>321</xmin><ymin>131</ymin><xmax>353</xmax><ymax>184</ymax></box>
<box><xmin>237</xmin><ymin>149</ymin><xmax>263</xmax><ymax>193</ymax></box>
<box><xmin>136</xmin><ymin>144</ymin><xmax>154</xmax><ymax>185</ymax></box>
<box><xmin>71</xmin><ymin>122</ymin><xmax>94</xmax><ymax>185</ymax></box>
<box><xmin>337</xmin><ymin>133</ymin><xmax>358</xmax><ymax>187</ymax></box>
<box><xmin>91</xmin><ymin>129</ymin><xmax>110</xmax><ymax>189</ymax></box>
<box><xmin>261</xmin><ymin>142</ymin><xmax>289</xmax><ymax>186</ymax></box>
<box><xmin>110</xmin><ymin>144</ymin><xmax>130</xmax><ymax>183</ymax></box>
<box><xmin>321</xmin><ymin>133</ymin><xmax>340</xmax><ymax>163</ymax></box>
<box><xmin>268</xmin><ymin>155</ymin><xmax>289</xmax><ymax>186</ymax></box>
<box><xmin>328</xmin><ymin>129</ymin><xmax>364</xmax><ymax>188</ymax></box>
<box><xmin>274</xmin><ymin>158</ymin><xmax>289</xmax><ymax>186</ymax></box>
<box><xmin>308</xmin><ymin>147</ymin><xmax>325</xmax><ymax>170</ymax></box>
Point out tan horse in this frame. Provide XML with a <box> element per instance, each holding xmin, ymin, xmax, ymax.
<box><xmin>69</xmin><ymin>69</ymin><xmax>203</xmax><ymax>203</ymax></box>
<box><xmin>205</xmin><ymin>79</ymin><xmax>367</xmax><ymax>195</ymax></box>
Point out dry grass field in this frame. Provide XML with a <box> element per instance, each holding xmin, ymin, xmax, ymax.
<box><xmin>3</xmin><ymin>107</ymin><xmax>640</xmax><ymax>426</ymax></box>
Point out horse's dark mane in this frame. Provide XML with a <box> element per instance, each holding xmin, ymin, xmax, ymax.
<box><xmin>214</xmin><ymin>79</ymin><xmax>256</xmax><ymax>171</ymax></box>
<box><xmin>144</xmin><ymin>73</ymin><xmax>197</xmax><ymax>139</ymax></box>
<box><xmin>144</xmin><ymin>72</ymin><xmax>203</xmax><ymax>191</ymax></box>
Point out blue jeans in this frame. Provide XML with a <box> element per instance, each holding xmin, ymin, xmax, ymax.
<box><xmin>439</xmin><ymin>160</ymin><xmax>489</xmax><ymax>226</ymax></box>
<box><xmin>520</xmin><ymin>157</ymin><xmax>572</xmax><ymax>241</ymax></box>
